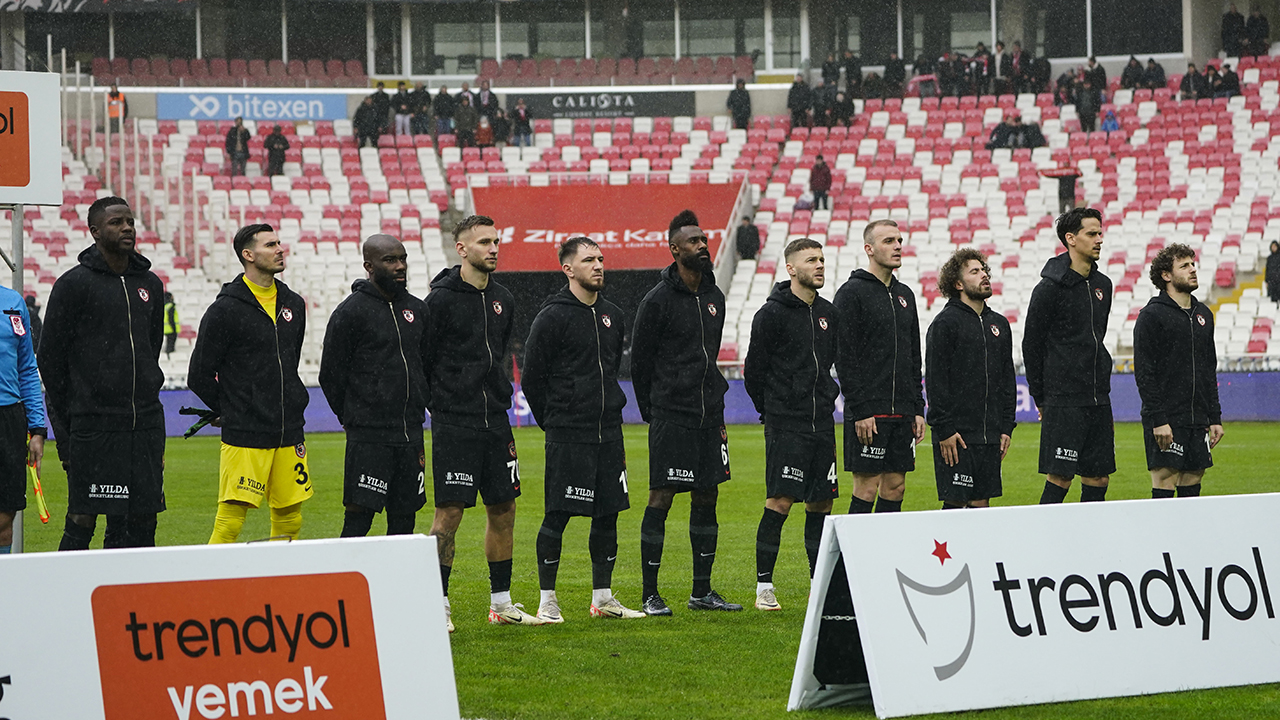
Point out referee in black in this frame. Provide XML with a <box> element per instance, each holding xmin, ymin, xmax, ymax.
<box><xmin>744</xmin><ymin>238</ymin><xmax>839</xmax><ymax>612</ymax></box>
<box><xmin>833</xmin><ymin>219</ymin><xmax>925</xmax><ymax>514</ymax></box>
<box><xmin>631</xmin><ymin>209</ymin><xmax>741</xmax><ymax>615</ymax></box>
<box><xmin>40</xmin><ymin>196</ymin><xmax>166</xmax><ymax>550</ymax></box>
<box><xmin>1022</xmin><ymin>207</ymin><xmax>1114</xmax><ymax>503</ymax></box>
<box><xmin>320</xmin><ymin>234</ymin><xmax>428</xmax><ymax>538</ymax></box>
<box><xmin>925</xmin><ymin>248</ymin><xmax>1016</xmax><ymax>509</ymax></box>
<box><xmin>523</xmin><ymin>237</ymin><xmax>644</xmax><ymax>622</ymax></box>
<box><xmin>1133</xmin><ymin>243</ymin><xmax>1223</xmax><ymax>499</ymax></box>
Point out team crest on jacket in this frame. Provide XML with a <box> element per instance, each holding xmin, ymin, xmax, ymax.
<box><xmin>137</xmin><ymin>287</ymin><xmax>150</xmax><ymax>302</ymax></box>
<box><xmin>818</xmin><ymin>317</ymin><xmax>829</xmax><ymax>330</ymax></box>
<box><xmin>402</xmin><ymin>309</ymin><xmax>415</xmax><ymax>323</ymax></box>
<box><xmin>1094</xmin><ymin>288</ymin><xmax>1104</xmax><ymax>301</ymax></box>
<box><xmin>281</xmin><ymin>307</ymin><xmax>294</xmax><ymax>322</ymax></box>
<box><xmin>990</xmin><ymin>324</ymin><xmax>1000</xmax><ymax>337</ymax></box>
<box><xmin>1197</xmin><ymin>314</ymin><xmax>1206</xmax><ymax>326</ymax></box>
<box><xmin>707</xmin><ymin>303</ymin><xmax>717</xmax><ymax>316</ymax></box>
<box><xmin>295</xmin><ymin>443</ymin><xmax>306</xmax><ymax>458</ymax></box>
<box><xmin>508</xmin><ymin>441</ymin><xmax>517</xmax><ymax>458</ymax></box>
<box><xmin>492</xmin><ymin>300</ymin><xmax>504</xmax><ymax>315</ymax></box>
<box><xmin>897</xmin><ymin>296</ymin><xmax>907</xmax><ymax>308</ymax></box>
<box><xmin>9</xmin><ymin>315</ymin><xmax>25</xmax><ymax>336</ymax></box>
<box><xmin>602</xmin><ymin>314</ymin><xmax>612</xmax><ymax>328</ymax></box>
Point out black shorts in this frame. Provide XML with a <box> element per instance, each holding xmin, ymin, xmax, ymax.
<box><xmin>1038</xmin><ymin>405</ymin><xmax>1116</xmax><ymax>478</ymax></box>
<box><xmin>544</xmin><ymin>439</ymin><xmax>630</xmax><ymax>517</ymax></box>
<box><xmin>1143</xmin><ymin>423</ymin><xmax>1214</xmax><ymax>472</ymax></box>
<box><xmin>647</xmin><ymin>419</ymin><xmax>731</xmax><ymax>492</ymax></box>
<box><xmin>431</xmin><ymin>422</ymin><xmax>521</xmax><ymax>508</ymax></box>
<box><xmin>765</xmin><ymin>426</ymin><xmax>839</xmax><ymax>503</ymax></box>
<box><xmin>844</xmin><ymin>417</ymin><xmax>917</xmax><ymax>474</ymax></box>
<box><xmin>933</xmin><ymin>442</ymin><xmax>1003</xmax><ymax>504</ymax></box>
<box><xmin>65</xmin><ymin>427</ymin><xmax>166</xmax><ymax>515</ymax></box>
<box><xmin>0</xmin><ymin>404</ymin><xmax>28</xmax><ymax>513</ymax></box>
<box><xmin>344</xmin><ymin>438</ymin><xmax>428</xmax><ymax>514</ymax></box>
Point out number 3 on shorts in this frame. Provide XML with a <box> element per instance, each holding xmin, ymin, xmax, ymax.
<box><xmin>294</xmin><ymin>462</ymin><xmax>309</xmax><ymax>486</ymax></box>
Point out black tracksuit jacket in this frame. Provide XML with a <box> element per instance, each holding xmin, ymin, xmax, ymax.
<box><xmin>319</xmin><ymin>279</ymin><xmax>429</xmax><ymax>444</ymax></box>
<box><xmin>833</xmin><ymin>269</ymin><xmax>924</xmax><ymax>421</ymax></box>
<box><xmin>39</xmin><ymin>245</ymin><xmax>165</xmax><ymax>440</ymax></box>
<box><xmin>1022</xmin><ymin>253</ymin><xmax>1113</xmax><ymax>408</ymax></box>
<box><xmin>1133</xmin><ymin>291</ymin><xmax>1222</xmax><ymax>428</ymax></box>
<box><xmin>743</xmin><ymin>281</ymin><xmax>840</xmax><ymax>432</ymax></box>
<box><xmin>925</xmin><ymin>298</ymin><xmax>1017</xmax><ymax>445</ymax></box>
<box><xmin>187</xmin><ymin>275</ymin><xmax>309</xmax><ymax>449</ymax></box>
<box><xmin>630</xmin><ymin>263</ymin><xmax>728</xmax><ymax>428</ymax></box>
<box><xmin>522</xmin><ymin>287</ymin><xmax>628</xmax><ymax>444</ymax></box>
<box><xmin>422</xmin><ymin>266</ymin><xmax>514</xmax><ymax>430</ymax></box>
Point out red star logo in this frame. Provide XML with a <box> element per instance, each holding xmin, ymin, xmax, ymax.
<box><xmin>931</xmin><ymin>540</ymin><xmax>952</xmax><ymax>565</ymax></box>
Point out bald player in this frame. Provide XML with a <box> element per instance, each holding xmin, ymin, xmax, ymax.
<box><xmin>320</xmin><ymin>234</ymin><xmax>430</xmax><ymax>537</ymax></box>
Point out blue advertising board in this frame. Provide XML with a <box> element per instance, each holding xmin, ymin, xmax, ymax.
<box><xmin>156</xmin><ymin>92</ymin><xmax>349</xmax><ymax>121</ymax></box>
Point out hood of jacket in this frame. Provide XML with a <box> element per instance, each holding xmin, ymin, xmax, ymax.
<box><xmin>78</xmin><ymin>244</ymin><xmax>152</xmax><ymax>276</ymax></box>
<box><xmin>1040</xmin><ymin>251</ymin><xmax>1095</xmax><ymax>288</ymax></box>
<box><xmin>660</xmin><ymin>262</ymin><xmax>718</xmax><ymax>297</ymax></box>
<box><xmin>430</xmin><ymin>265</ymin><xmax>484</xmax><ymax>294</ymax></box>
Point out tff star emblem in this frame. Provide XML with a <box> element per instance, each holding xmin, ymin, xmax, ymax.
<box><xmin>932</xmin><ymin>540</ymin><xmax>952</xmax><ymax>566</ymax></box>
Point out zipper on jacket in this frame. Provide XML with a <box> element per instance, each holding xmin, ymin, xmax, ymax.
<box><xmin>391</xmin><ymin>301</ymin><xmax>411</xmax><ymax>443</ymax></box>
<box><xmin>592</xmin><ymin>307</ymin><xmax>604</xmax><ymax>443</ymax></box>
<box><xmin>1187</xmin><ymin>305</ymin><xmax>1195</xmax><ymax>427</ymax></box>
<box><xmin>482</xmin><ymin>290</ymin><xmax>492</xmax><ymax>430</ymax></box>
<box><xmin>273</xmin><ymin>304</ymin><xmax>285</xmax><ymax>448</ymax></box>
<box><xmin>120</xmin><ymin>277</ymin><xmax>137</xmax><ymax>430</ymax></box>
<box><xmin>980</xmin><ymin>309</ymin><xmax>989</xmax><ymax>444</ymax></box>
<box><xmin>697</xmin><ymin>295</ymin><xmax>707</xmax><ymax>424</ymax></box>
<box><xmin>1087</xmin><ymin>277</ymin><xmax>1099</xmax><ymax>406</ymax></box>
<box><xmin>809</xmin><ymin>305</ymin><xmax>819</xmax><ymax>433</ymax></box>
<box><xmin>887</xmin><ymin>285</ymin><xmax>898</xmax><ymax>414</ymax></box>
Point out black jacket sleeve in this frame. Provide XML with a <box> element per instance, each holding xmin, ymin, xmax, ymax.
<box><xmin>318</xmin><ymin>303</ymin><xmax>356</xmax><ymax>425</ymax></box>
<box><xmin>187</xmin><ymin>303</ymin><xmax>228</xmax><ymax>416</ymax></box>
<box><xmin>629</xmin><ymin>297</ymin><xmax>663</xmax><ymax>423</ymax></box>
<box><xmin>833</xmin><ymin>290</ymin><xmax>863</xmax><ymax>419</ymax></box>
<box><xmin>1132</xmin><ymin>310</ymin><xmax>1169</xmax><ymax>427</ymax></box>
<box><xmin>909</xmin><ymin>300</ymin><xmax>925</xmax><ymax>417</ymax></box>
<box><xmin>149</xmin><ymin>277</ymin><xmax>165</xmax><ymax>361</ymax></box>
<box><xmin>1021</xmin><ymin>283</ymin><xmax>1053</xmax><ymax>407</ymax></box>
<box><xmin>520</xmin><ymin>310</ymin><xmax>557</xmax><ymax>427</ymax></box>
<box><xmin>37</xmin><ymin>275</ymin><xmax>77</xmax><ymax>443</ymax></box>
<box><xmin>924</xmin><ymin>318</ymin><xmax>956</xmax><ymax>439</ymax></box>
<box><xmin>742</xmin><ymin>306</ymin><xmax>774</xmax><ymax>419</ymax></box>
<box><xmin>1000</xmin><ymin>319</ymin><xmax>1017</xmax><ymax>436</ymax></box>
<box><xmin>420</xmin><ymin>296</ymin><xmax>441</xmax><ymax>409</ymax></box>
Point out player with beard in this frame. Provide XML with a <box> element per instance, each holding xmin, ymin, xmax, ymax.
<box><xmin>424</xmin><ymin>215</ymin><xmax>541</xmax><ymax>629</ymax></box>
<box><xmin>523</xmin><ymin>237</ymin><xmax>645</xmax><ymax>622</ymax></box>
<box><xmin>1022</xmin><ymin>208</ymin><xmax>1114</xmax><ymax>503</ymax></box>
<box><xmin>744</xmin><ymin>238</ymin><xmax>839</xmax><ymax>611</ymax></box>
<box><xmin>925</xmin><ymin>249</ymin><xmax>1016</xmax><ymax>509</ymax></box>
<box><xmin>631</xmin><ymin>209</ymin><xmax>741</xmax><ymax>615</ymax></box>
<box><xmin>320</xmin><ymin>234</ymin><xmax>429</xmax><ymax>538</ymax></box>
<box><xmin>833</xmin><ymin>220</ymin><xmax>925</xmax><ymax>514</ymax></box>
<box><xmin>1134</xmin><ymin>244</ymin><xmax>1223</xmax><ymax>499</ymax></box>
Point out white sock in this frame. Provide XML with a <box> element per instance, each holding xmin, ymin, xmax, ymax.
<box><xmin>490</xmin><ymin>591</ymin><xmax>512</xmax><ymax>606</ymax></box>
<box><xmin>592</xmin><ymin>588</ymin><xmax>613</xmax><ymax>606</ymax></box>
<box><xmin>540</xmin><ymin>589</ymin><xmax>557</xmax><ymax>605</ymax></box>
<box><xmin>443</xmin><ymin>596</ymin><xmax>451</xmax><ymax>610</ymax></box>
<box><xmin>757</xmin><ymin>582</ymin><xmax>775</xmax><ymax>594</ymax></box>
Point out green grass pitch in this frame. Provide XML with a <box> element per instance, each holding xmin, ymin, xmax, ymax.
<box><xmin>19</xmin><ymin>422</ymin><xmax>1280</xmax><ymax>720</ymax></box>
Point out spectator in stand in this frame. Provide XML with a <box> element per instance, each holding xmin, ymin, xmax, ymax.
<box><xmin>885</xmin><ymin>51</ymin><xmax>906</xmax><ymax>97</ymax></box>
<box><xmin>107</xmin><ymin>84</ymin><xmax>127</xmax><ymax>134</ymax></box>
<box><xmin>1054</xmin><ymin>68</ymin><xmax>1078</xmax><ymax>106</ymax></box>
<box><xmin>1076</xmin><ymin>77</ymin><xmax>1102</xmax><ymax>132</ymax></box>
<box><xmin>1266</xmin><ymin>241</ymin><xmax>1280</xmax><ymax>303</ymax></box>
<box><xmin>454</xmin><ymin>94</ymin><xmax>479</xmax><ymax>148</ymax></box>
<box><xmin>1143</xmin><ymin>58</ymin><xmax>1167</xmax><ymax>90</ymax></box>
<box><xmin>842</xmin><ymin>49</ymin><xmax>862</xmax><ymax>97</ymax></box>
<box><xmin>1120</xmin><ymin>56</ymin><xmax>1145</xmax><ymax>89</ymax></box>
<box><xmin>1031</xmin><ymin>56</ymin><xmax>1053</xmax><ymax>95</ymax></box>
<box><xmin>970</xmin><ymin>42</ymin><xmax>993</xmax><ymax>95</ymax></box>
<box><xmin>1181</xmin><ymin>63</ymin><xmax>1208</xmax><ymax>100</ymax></box>
<box><xmin>822</xmin><ymin>53</ymin><xmax>841</xmax><ymax>87</ymax></box>
<box><xmin>812</xmin><ymin>79</ymin><xmax>833</xmax><ymax>126</ymax></box>
<box><xmin>787</xmin><ymin>74</ymin><xmax>812</xmax><ymax>128</ymax></box>
<box><xmin>990</xmin><ymin>42</ymin><xmax>1012</xmax><ymax>95</ymax></box>
<box><xmin>511</xmin><ymin>98</ymin><xmax>533</xmax><ymax>146</ymax></box>
<box><xmin>456</xmin><ymin>81</ymin><xmax>477</xmax><ymax>109</ymax></box>
<box><xmin>985</xmin><ymin>112</ymin><xmax>1046</xmax><ymax>150</ymax></box>
<box><xmin>475</xmin><ymin>80</ymin><xmax>499</xmax><ymax>119</ymax></box>
<box><xmin>1246</xmin><ymin>8</ymin><xmax>1271</xmax><ymax>56</ymax></box>
<box><xmin>937</xmin><ymin>52</ymin><xmax>960</xmax><ymax>96</ymax></box>
<box><xmin>736</xmin><ymin>216</ymin><xmax>760</xmax><ymax>261</ymax></box>
<box><xmin>727</xmin><ymin>79</ymin><xmax>752</xmax><ymax>130</ymax></box>
<box><xmin>832</xmin><ymin>92</ymin><xmax>853</xmax><ymax>127</ymax></box>
<box><xmin>475</xmin><ymin>115</ymin><xmax>494</xmax><ymax>148</ymax></box>
<box><xmin>1100</xmin><ymin>109</ymin><xmax>1120</xmax><ymax>133</ymax></box>
<box><xmin>393</xmin><ymin>81</ymin><xmax>413</xmax><ymax>136</ymax></box>
<box><xmin>1011</xmin><ymin>41</ymin><xmax>1031</xmax><ymax>93</ymax></box>
<box><xmin>263</xmin><ymin>125</ymin><xmax>289</xmax><ymax>176</ymax></box>
<box><xmin>163</xmin><ymin>292</ymin><xmax>178</xmax><ymax>357</ymax></box>
<box><xmin>225</xmin><ymin>117</ymin><xmax>251</xmax><ymax>176</ymax></box>
<box><xmin>810</xmin><ymin>155</ymin><xmax>832</xmax><ymax>211</ymax></box>
<box><xmin>433</xmin><ymin>85</ymin><xmax>456</xmax><ymax>135</ymax></box>
<box><xmin>370</xmin><ymin>82</ymin><xmax>391</xmax><ymax>135</ymax></box>
<box><xmin>1204</xmin><ymin>64</ymin><xmax>1223</xmax><ymax>96</ymax></box>
<box><xmin>1218</xmin><ymin>63</ymin><xmax>1242</xmax><ymax>97</ymax></box>
<box><xmin>353</xmin><ymin>96</ymin><xmax>382</xmax><ymax>148</ymax></box>
<box><xmin>1084</xmin><ymin>56</ymin><xmax>1107</xmax><ymax>90</ymax></box>
<box><xmin>24</xmin><ymin>295</ymin><xmax>41</xmax><ymax>353</ymax></box>
<box><xmin>1224</xmin><ymin>4</ymin><xmax>1246</xmax><ymax>57</ymax></box>
<box><xmin>914</xmin><ymin>52</ymin><xmax>934</xmax><ymax>76</ymax></box>
<box><xmin>863</xmin><ymin>71</ymin><xmax>886</xmax><ymax>100</ymax></box>
<box><xmin>492</xmin><ymin>109</ymin><xmax>511</xmax><ymax>146</ymax></box>
<box><xmin>410</xmin><ymin>82</ymin><xmax>432</xmax><ymax>135</ymax></box>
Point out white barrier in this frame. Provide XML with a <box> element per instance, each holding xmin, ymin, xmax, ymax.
<box><xmin>0</xmin><ymin>536</ymin><xmax>457</xmax><ymax>720</ymax></box>
<box><xmin>789</xmin><ymin>495</ymin><xmax>1280</xmax><ymax>718</ymax></box>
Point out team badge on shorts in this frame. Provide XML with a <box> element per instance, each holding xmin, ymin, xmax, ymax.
<box><xmin>707</xmin><ymin>303</ymin><xmax>717</xmax><ymax>316</ymax></box>
<box><xmin>281</xmin><ymin>307</ymin><xmax>294</xmax><ymax>322</ymax></box>
<box><xmin>9</xmin><ymin>315</ymin><xmax>24</xmax><ymax>336</ymax></box>
<box><xmin>492</xmin><ymin>300</ymin><xmax>504</xmax><ymax>315</ymax></box>
<box><xmin>1197</xmin><ymin>314</ymin><xmax>1206</xmax><ymax>326</ymax></box>
<box><xmin>990</xmin><ymin>324</ymin><xmax>1000</xmax><ymax>336</ymax></box>
<box><xmin>818</xmin><ymin>317</ymin><xmax>828</xmax><ymax>330</ymax></box>
<box><xmin>402</xmin><ymin>309</ymin><xmax>415</xmax><ymax>323</ymax></box>
<box><xmin>419</xmin><ymin>451</ymin><xmax>426</xmax><ymax>468</ymax></box>
<box><xmin>720</xmin><ymin>425</ymin><xmax>728</xmax><ymax>441</ymax></box>
<box><xmin>295</xmin><ymin>443</ymin><xmax>306</xmax><ymax>458</ymax></box>
<box><xmin>137</xmin><ymin>287</ymin><xmax>150</xmax><ymax>302</ymax></box>
<box><xmin>601</xmin><ymin>314</ymin><xmax>612</xmax><ymax>328</ymax></box>
<box><xmin>508</xmin><ymin>441</ymin><xmax>517</xmax><ymax>458</ymax></box>
<box><xmin>1094</xmin><ymin>288</ymin><xmax>1104</xmax><ymax>301</ymax></box>
<box><xmin>897</xmin><ymin>296</ymin><xmax>908</xmax><ymax>308</ymax></box>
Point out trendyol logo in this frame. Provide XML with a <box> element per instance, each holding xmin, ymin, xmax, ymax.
<box><xmin>0</xmin><ymin>91</ymin><xmax>31</xmax><ymax>187</ymax></box>
<box><xmin>896</xmin><ymin>540</ymin><xmax>976</xmax><ymax>681</ymax></box>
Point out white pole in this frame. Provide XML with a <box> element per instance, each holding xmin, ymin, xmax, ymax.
<box><xmin>178</xmin><ymin>171</ymin><xmax>185</xmax><ymax>259</ymax></box>
<box><xmin>103</xmin><ymin>89</ymin><xmax>112</xmax><ymax>191</ymax></box>
<box><xmin>108</xmin><ymin>13</ymin><xmax>115</xmax><ymax>61</ymax></box>
<box><xmin>163</xmin><ymin>164</ymin><xmax>170</xmax><ymax>243</ymax></box>
<box><xmin>150</xmin><ymin>134</ymin><xmax>157</xmax><ymax>232</ymax></box>
<box><xmin>281</xmin><ymin>0</ymin><xmax>288</xmax><ymax>64</ymax></box>
<box><xmin>366</xmin><ymin>2</ymin><xmax>375</xmax><ymax>75</ymax></box>
<box><xmin>991</xmin><ymin>0</ymin><xmax>997</xmax><ymax>49</ymax></box>
<box><xmin>46</xmin><ymin>34</ymin><xmax>51</xmax><ymax>72</ymax></box>
<box><xmin>674</xmin><ymin>0</ymin><xmax>681</xmax><ymax>61</ymax></box>
<box><xmin>191</xmin><ymin>167</ymin><xmax>198</xmax><ymax>262</ymax></box>
<box><xmin>585</xmin><ymin>0</ymin><xmax>592</xmax><ymax>59</ymax></box>
<box><xmin>402</xmin><ymin>1</ymin><xmax>413</xmax><ymax>75</ymax></box>
<box><xmin>196</xmin><ymin>0</ymin><xmax>203</xmax><ymax>60</ymax></box>
<box><xmin>9</xmin><ymin>205</ymin><xmax>21</xmax><ymax>554</ymax></box>
<box><xmin>764</xmin><ymin>0</ymin><xmax>774</xmax><ymax>72</ymax></box>
<box><xmin>897</xmin><ymin>0</ymin><xmax>904</xmax><ymax>58</ymax></box>
<box><xmin>89</xmin><ymin>77</ymin><xmax>96</xmax><ymax>171</ymax></box>
<box><xmin>132</xmin><ymin>125</ymin><xmax>140</xmax><ymax>211</ymax></box>
<box><xmin>799</xmin><ymin>0</ymin><xmax>810</xmax><ymax>67</ymax></box>
<box><xmin>119</xmin><ymin>115</ymin><xmax>127</xmax><ymax>201</ymax></box>
<box><xmin>60</xmin><ymin>48</ymin><xmax>66</xmax><ymax>148</ymax></box>
<box><xmin>75</xmin><ymin>61</ymin><xmax>82</xmax><ymax>161</ymax></box>
<box><xmin>494</xmin><ymin>2</ymin><xmax>502</xmax><ymax>63</ymax></box>
<box><xmin>1085</xmin><ymin>0</ymin><xmax>1093</xmax><ymax>58</ymax></box>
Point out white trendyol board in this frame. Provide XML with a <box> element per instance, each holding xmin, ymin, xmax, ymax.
<box><xmin>790</xmin><ymin>495</ymin><xmax>1280</xmax><ymax>717</ymax></box>
<box><xmin>0</xmin><ymin>70</ymin><xmax>62</xmax><ymax>206</ymax></box>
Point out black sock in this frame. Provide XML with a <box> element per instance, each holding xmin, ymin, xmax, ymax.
<box><xmin>537</xmin><ymin>512</ymin><xmax>570</xmax><ymax>591</ymax></box>
<box><xmin>440</xmin><ymin>564</ymin><xmax>452</xmax><ymax>596</ymax></box>
<box><xmin>589</xmin><ymin>514</ymin><xmax>619</xmax><ymax>590</ymax></box>
<box><xmin>1080</xmin><ymin>484</ymin><xmax>1108</xmax><ymax>502</ymax></box>
<box><xmin>874</xmin><ymin>497</ymin><xmax>902</xmax><ymax>513</ymax></box>
<box><xmin>103</xmin><ymin>514</ymin><xmax>129</xmax><ymax>549</ymax></box>
<box><xmin>804</xmin><ymin>510</ymin><xmax>827</xmax><ymax>578</ymax></box>
<box><xmin>127</xmin><ymin>514</ymin><xmax>158</xmax><ymax>547</ymax></box>
<box><xmin>489</xmin><ymin>558</ymin><xmax>513</xmax><ymax>594</ymax></box>
<box><xmin>340</xmin><ymin>509</ymin><xmax>375</xmax><ymax>538</ymax></box>
<box><xmin>640</xmin><ymin>505</ymin><xmax>668</xmax><ymax>597</ymax></box>
<box><xmin>386</xmin><ymin>513</ymin><xmax>415</xmax><ymax>535</ymax></box>
<box><xmin>848</xmin><ymin>496</ymin><xmax>874</xmax><ymax>514</ymax></box>
<box><xmin>58</xmin><ymin>516</ymin><xmax>94</xmax><ymax>551</ymax></box>
<box><xmin>690</xmin><ymin>504</ymin><xmax>718</xmax><ymax>598</ymax></box>
<box><xmin>1040</xmin><ymin>481</ymin><xmax>1069</xmax><ymax>504</ymax></box>
<box><xmin>1177</xmin><ymin>483</ymin><xmax>1202</xmax><ymax>498</ymax></box>
<box><xmin>1152</xmin><ymin>487</ymin><xmax>1175</xmax><ymax>499</ymax></box>
<box><xmin>755</xmin><ymin>508</ymin><xmax>787</xmax><ymax>584</ymax></box>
